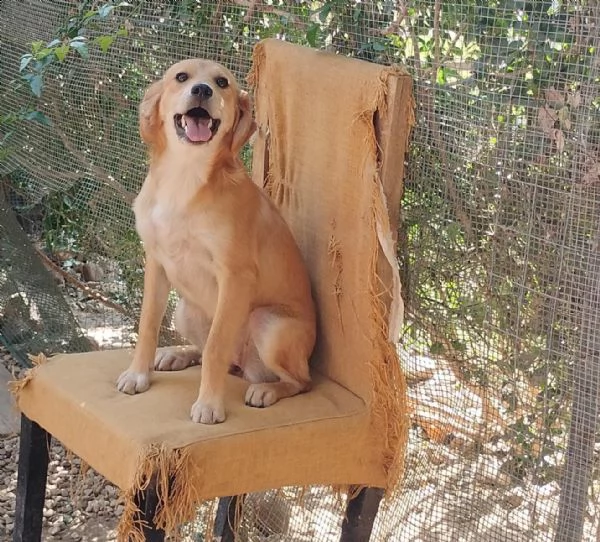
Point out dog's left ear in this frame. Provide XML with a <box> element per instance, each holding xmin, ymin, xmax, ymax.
<box><xmin>231</xmin><ymin>90</ymin><xmax>257</xmax><ymax>155</ymax></box>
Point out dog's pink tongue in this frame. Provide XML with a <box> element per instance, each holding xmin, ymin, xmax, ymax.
<box><xmin>184</xmin><ymin>116</ymin><xmax>212</xmax><ymax>142</ymax></box>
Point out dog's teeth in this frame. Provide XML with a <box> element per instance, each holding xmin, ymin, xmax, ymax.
<box><xmin>208</xmin><ymin>119</ymin><xmax>213</xmax><ymax>129</ymax></box>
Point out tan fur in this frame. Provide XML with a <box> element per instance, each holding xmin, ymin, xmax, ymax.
<box><xmin>116</xmin><ymin>59</ymin><xmax>316</xmax><ymax>424</ymax></box>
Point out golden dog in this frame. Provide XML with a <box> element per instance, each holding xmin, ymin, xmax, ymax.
<box><xmin>116</xmin><ymin>59</ymin><xmax>316</xmax><ymax>424</ymax></box>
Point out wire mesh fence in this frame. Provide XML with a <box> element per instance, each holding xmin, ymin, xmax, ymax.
<box><xmin>1</xmin><ymin>0</ymin><xmax>599</xmax><ymax>540</ymax></box>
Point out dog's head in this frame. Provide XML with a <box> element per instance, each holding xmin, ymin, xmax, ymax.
<box><xmin>139</xmin><ymin>59</ymin><xmax>256</xmax><ymax>158</ymax></box>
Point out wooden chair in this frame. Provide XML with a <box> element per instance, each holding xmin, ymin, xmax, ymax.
<box><xmin>12</xmin><ymin>39</ymin><xmax>413</xmax><ymax>542</ymax></box>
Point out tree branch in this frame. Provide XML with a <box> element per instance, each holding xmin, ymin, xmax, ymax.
<box><xmin>34</xmin><ymin>247</ymin><xmax>130</xmax><ymax>317</ymax></box>
<box><xmin>46</xmin><ymin>88</ymin><xmax>136</xmax><ymax>204</ymax></box>
<box><xmin>229</xmin><ymin>0</ymin><xmax>305</xmax><ymax>26</ymax></box>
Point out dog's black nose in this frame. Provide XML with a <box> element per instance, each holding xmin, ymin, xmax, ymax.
<box><xmin>190</xmin><ymin>83</ymin><xmax>213</xmax><ymax>99</ymax></box>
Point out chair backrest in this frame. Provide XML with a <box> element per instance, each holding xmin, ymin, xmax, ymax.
<box><xmin>250</xmin><ymin>39</ymin><xmax>414</xmax><ymax>407</ymax></box>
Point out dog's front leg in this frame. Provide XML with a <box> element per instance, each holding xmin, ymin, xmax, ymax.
<box><xmin>117</xmin><ymin>254</ymin><xmax>170</xmax><ymax>394</ymax></box>
<box><xmin>191</xmin><ymin>273</ymin><xmax>252</xmax><ymax>424</ymax></box>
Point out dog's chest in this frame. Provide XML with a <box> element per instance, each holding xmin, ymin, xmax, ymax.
<box><xmin>136</xmin><ymin>200</ymin><xmax>216</xmax><ymax>284</ymax></box>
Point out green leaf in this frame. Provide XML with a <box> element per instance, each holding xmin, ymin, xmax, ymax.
<box><xmin>35</xmin><ymin>48</ymin><xmax>54</xmax><ymax>60</ymax></box>
<box><xmin>430</xmin><ymin>342</ymin><xmax>445</xmax><ymax>355</ymax></box>
<box><xmin>28</xmin><ymin>75</ymin><xmax>43</xmax><ymax>97</ymax></box>
<box><xmin>65</xmin><ymin>21</ymin><xmax>83</xmax><ymax>39</ymax></box>
<box><xmin>38</xmin><ymin>54</ymin><xmax>55</xmax><ymax>69</ymax></box>
<box><xmin>30</xmin><ymin>40</ymin><xmax>44</xmax><ymax>54</ymax></box>
<box><xmin>54</xmin><ymin>44</ymin><xmax>70</xmax><ymax>62</ymax></box>
<box><xmin>98</xmin><ymin>4</ymin><xmax>115</xmax><ymax>18</ymax></box>
<box><xmin>70</xmin><ymin>40</ymin><xmax>89</xmax><ymax>59</ymax></box>
<box><xmin>19</xmin><ymin>54</ymin><xmax>33</xmax><ymax>72</ymax></box>
<box><xmin>306</xmin><ymin>24</ymin><xmax>318</xmax><ymax>47</ymax></box>
<box><xmin>372</xmin><ymin>41</ymin><xmax>386</xmax><ymax>52</ymax></box>
<box><xmin>451</xmin><ymin>340</ymin><xmax>466</xmax><ymax>352</ymax></box>
<box><xmin>116</xmin><ymin>27</ymin><xmax>129</xmax><ymax>37</ymax></box>
<box><xmin>22</xmin><ymin>73</ymin><xmax>43</xmax><ymax>97</ymax></box>
<box><xmin>47</xmin><ymin>39</ymin><xmax>61</xmax><ymax>48</ymax></box>
<box><xmin>95</xmin><ymin>35</ymin><xmax>115</xmax><ymax>53</ymax></box>
<box><xmin>23</xmin><ymin>110</ymin><xmax>52</xmax><ymax>126</ymax></box>
<box><xmin>436</xmin><ymin>67</ymin><xmax>447</xmax><ymax>85</ymax></box>
<box><xmin>445</xmin><ymin>222</ymin><xmax>462</xmax><ymax>244</ymax></box>
<box><xmin>318</xmin><ymin>4</ymin><xmax>331</xmax><ymax>23</ymax></box>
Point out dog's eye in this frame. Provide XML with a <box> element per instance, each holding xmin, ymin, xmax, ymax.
<box><xmin>215</xmin><ymin>77</ymin><xmax>229</xmax><ymax>89</ymax></box>
<box><xmin>175</xmin><ymin>72</ymin><xmax>188</xmax><ymax>83</ymax></box>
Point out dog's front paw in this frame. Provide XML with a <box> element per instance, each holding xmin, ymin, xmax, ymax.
<box><xmin>190</xmin><ymin>398</ymin><xmax>226</xmax><ymax>424</ymax></box>
<box><xmin>117</xmin><ymin>369</ymin><xmax>150</xmax><ymax>395</ymax></box>
<box><xmin>245</xmin><ymin>383</ymin><xmax>278</xmax><ymax>408</ymax></box>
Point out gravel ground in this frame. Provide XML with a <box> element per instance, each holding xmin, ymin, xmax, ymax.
<box><xmin>0</xmin><ymin>435</ymin><xmax>118</xmax><ymax>541</ymax></box>
<box><xmin>0</xmin><ymin>346</ymin><xmax>118</xmax><ymax>541</ymax></box>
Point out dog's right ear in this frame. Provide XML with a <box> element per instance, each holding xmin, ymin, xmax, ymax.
<box><xmin>139</xmin><ymin>80</ymin><xmax>164</xmax><ymax>147</ymax></box>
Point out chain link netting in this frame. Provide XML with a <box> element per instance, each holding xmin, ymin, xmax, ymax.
<box><xmin>1</xmin><ymin>0</ymin><xmax>599</xmax><ymax>540</ymax></box>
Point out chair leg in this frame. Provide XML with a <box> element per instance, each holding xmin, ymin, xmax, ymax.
<box><xmin>214</xmin><ymin>495</ymin><xmax>245</xmax><ymax>542</ymax></box>
<box><xmin>340</xmin><ymin>487</ymin><xmax>384</xmax><ymax>542</ymax></box>
<box><xmin>134</xmin><ymin>478</ymin><xmax>165</xmax><ymax>542</ymax></box>
<box><xmin>13</xmin><ymin>414</ymin><xmax>51</xmax><ymax>542</ymax></box>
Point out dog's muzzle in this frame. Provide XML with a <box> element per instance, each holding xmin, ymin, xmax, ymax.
<box><xmin>174</xmin><ymin>107</ymin><xmax>220</xmax><ymax>143</ymax></box>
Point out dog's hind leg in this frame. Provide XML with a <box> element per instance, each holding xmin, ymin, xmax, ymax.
<box><xmin>154</xmin><ymin>298</ymin><xmax>209</xmax><ymax>371</ymax></box>
<box><xmin>244</xmin><ymin>311</ymin><xmax>312</xmax><ymax>408</ymax></box>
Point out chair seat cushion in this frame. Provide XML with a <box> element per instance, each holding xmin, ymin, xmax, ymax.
<box><xmin>14</xmin><ymin>349</ymin><xmax>386</xmax><ymax>533</ymax></box>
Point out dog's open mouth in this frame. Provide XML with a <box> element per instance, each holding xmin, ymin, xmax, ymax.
<box><xmin>174</xmin><ymin>107</ymin><xmax>220</xmax><ymax>143</ymax></box>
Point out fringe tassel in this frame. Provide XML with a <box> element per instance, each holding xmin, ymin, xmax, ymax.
<box><xmin>8</xmin><ymin>353</ymin><xmax>48</xmax><ymax>398</ymax></box>
<box><xmin>116</xmin><ymin>444</ymin><xmax>197</xmax><ymax>541</ymax></box>
<box><xmin>366</xmin><ymin>69</ymin><xmax>411</xmax><ymax>499</ymax></box>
